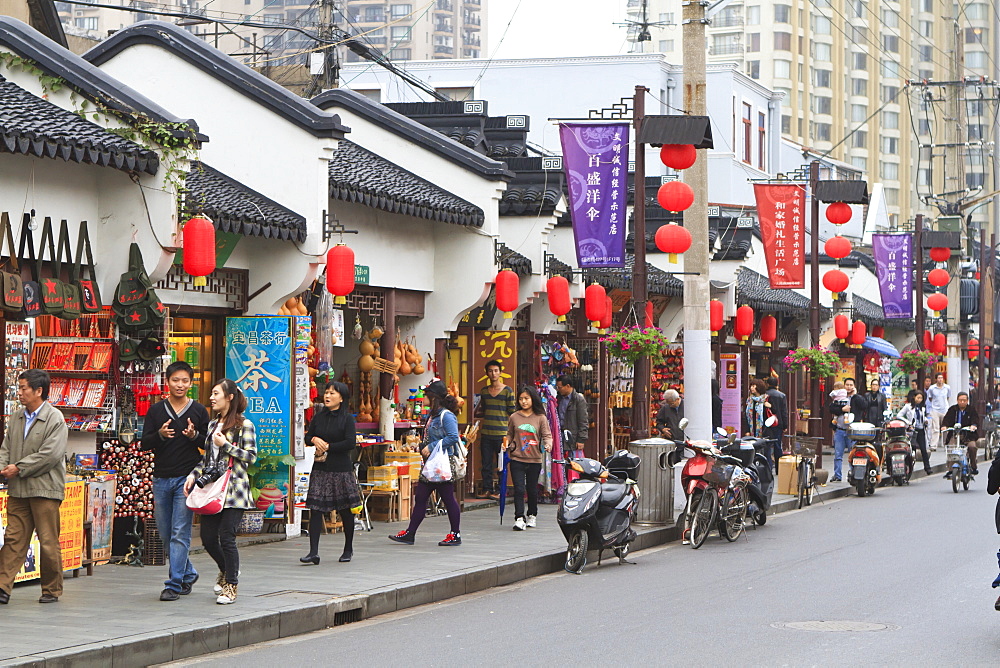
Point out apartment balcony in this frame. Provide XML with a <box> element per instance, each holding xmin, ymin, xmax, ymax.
<box><xmin>627</xmin><ymin>0</ymin><xmax>642</xmax><ymax>7</ymax></box>
<box><xmin>712</xmin><ymin>16</ymin><xmax>743</xmax><ymax>28</ymax></box>
<box><xmin>354</xmin><ymin>13</ymin><xmax>384</xmax><ymax>23</ymax></box>
<box><xmin>464</xmin><ymin>0</ymin><xmax>481</xmax><ymax>7</ymax></box>
<box><xmin>434</xmin><ymin>22</ymin><xmax>453</xmax><ymax>33</ymax></box>
<box><xmin>434</xmin><ymin>44</ymin><xmax>455</xmax><ymax>54</ymax></box>
<box><xmin>464</xmin><ymin>15</ymin><xmax>481</xmax><ymax>29</ymax></box>
<box><xmin>708</xmin><ymin>43</ymin><xmax>744</xmax><ymax>55</ymax></box>
<box><xmin>436</xmin><ymin>0</ymin><xmax>454</xmax><ymax>10</ymax></box>
<box><xmin>462</xmin><ymin>34</ymin><xmax>481</xmax><ymax>46</ymax></box>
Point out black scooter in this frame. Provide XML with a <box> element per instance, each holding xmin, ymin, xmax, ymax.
<box><xmin>557</xmin><ymin>450</ymin><xmax>640</xmax><ymax>574</ymax></box>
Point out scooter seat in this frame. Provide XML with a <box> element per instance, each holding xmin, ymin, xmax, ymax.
<box><xmin>601</xmin><ymin>480</ymin><xmax>627</xmax><ymax>505</ymax></box>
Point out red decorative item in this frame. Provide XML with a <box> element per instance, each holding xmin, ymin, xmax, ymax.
<box><xmin>600</xmin><ymin>295</ymin><xmax>613</xmax><ymax>332</ymax></box>
<box><xmin>927</xmin><ymin>268</ymin><xmax>949</xmax><ymax>287</ymax></box>
<box><xmin>851</xmin><ymin>320</ymin><xmax>867</xmax><ymax>346</ymax></box>
<box><xmin>656</xmin><ymin>181</ymin><xmax>695</xmax><ymax>213</ymax></box>
<box><xmin>824</xmin><ymin>235</ymin><xmax>852</xmax><ymax>260</ymax></box>
<box><xmin>654</xmin><ymin>223</ymin><xmax>692</xmax><ymax>262</ymax></box>
<box><xmin>645</xmin><ymin>301</ymin><xmax>654</xmax><ymax>328</ymax></box>
<box><xmin>822</xmin><ymin>269</ymin><xmax>849</xmax><ymax>297</ymax></box>
<box><xmin>825</xmin><ymin>202</ymin><xmax>852</xmax><ymax>225</ymax></box>
<box><xmin>546</xmin><ymin>276</ymin><xmax>571</xmax><ymax>322</ymax></box>
<box><xmin>326</xmin><ymin>244</ymin><xmax>355</xmax><ymax>305</ymax></box>
<box><xmin>927</xmin><ymin>292</ymin><xmax>948</xmax><ymax>315</ymax></box>
<box><xmin>585</xmin><ymin>283</ymin><xmax>606</xmax><ymax>327</ymax></box>
<box><xmin>709</xmin><ymin>300</ymin><xmax>724</xmax><ymax>336</ymax></box>
<box><xmin>659</xmin><ymin>144</ymin><xmax>697</xmax><ymax>170</ymax></box>
<box><xmin>834</xmin><ymin>313</ymin><xmax>849</xmax><ymax>341</ymax></box>
<box><xmin>933</xmin><ymin>332</ymin><xmax>946</xmax><ymax>355</ymax></box>
<box><xmin>734</xmin><ymin>305</ymin><xmax>754</xmax><ymax>341</ymax></box>
<box><xmin>760</xmin><ymin>315</ymin><xmax>777</xmax><ymax>348</ymax></box>
<box><xmin>495</xmin><ymin>269</ymin><xmax>520</xmax><ymax>319</ymax></box>
<box><xmin>923</xmin><ymin>330</ymin><xmax>933</xmax><ymax>350</ymax></box>
<box><xmin>929</xmin><ymin>247</ymin><xmax>951</xmax><ymax>262</ymax></box>
<box><xmin>969</xmin><ymin>338</ymin><xmax>980</xmax><ymax>360</ymax></box>
<box><xmin>182</xmin><ymin>215</ymin><xmax>216</xmax><ymax>287</ymax></box>
<box><xmin>872</xmin><ymin>325</ymin><xmax>885</xmax><ymax>338</ymax></box>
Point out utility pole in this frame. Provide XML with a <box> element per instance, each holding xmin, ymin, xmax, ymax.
<box><xmin>915</xmin><ymin>214</ymin><xmax>926</xmax><ymax>389</ymax></box>
<box><xmin>631</xmin><ymin>85</ymin><xmax>651</xmax><ymax>440</ymax></box>
<box><xmin>978</xmin><ymin>226</ymin><xmax>987</xmax><ymax>413</ymax></box>
<box><xmin>306</xmin><ymin>0</ymin><xmax>339</xmax><ymax>96</ymax></box>
<box><xmin>945</xmin><ymin>19</ymin><xmax>968</xmax><ymax>392</ymax></box>
<box><xmin>681</xmin><ymin>0</ymin><xmax>712</xmax><ymax>442</ymax></box>
<box><xmin>808</xmin><ymin>160</ymin><xmax>821</xmax><ymax>467</ymax></box>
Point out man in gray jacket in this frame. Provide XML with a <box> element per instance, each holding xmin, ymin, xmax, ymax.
<box><xmin>0</xmin><ymin>370</ymin><xmax>68</xmax><ymax>604</ymax></box>
<box><xmin>556</xmin><ymin>375</ymin><xmax>589</xmax><ymax>452</ymax></box>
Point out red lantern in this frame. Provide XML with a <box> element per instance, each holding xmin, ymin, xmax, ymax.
<box><xmin>760</xmin><ymin>315</ymin><xmax>777</xmax><ymax>348</ymax></box>
<box><xmin>546</xmin><ymin>276</ymin><xmax>571</xmax><ymax>322</ymax></box>
<box><xmin>834</xmin><ymin>313</ymin><xmax>849</xmax><ymax>341</ymax></box>
<box><xmin>923</xmin><ymin>330</ymin><xmax>933</xmax><ymax>350</ymax></box>
<box><xmin>325</xmin><ymin>244</ymin><xmax>355</xmax><ymax>305</ymax></box>
<box><xmin>655</xmin><ymin>223</ymin><xmax>692</xmax><ymax>262</ymax></box>
<box><xmin>927</xmin><ymin>268</ymin><xmax>949</xmax><ymax>287</ymax></box>
<box><xmin>659</xmin><ymin>144</ymin><xmax>697</xmax><ymax>170</ymax></box>
<box><xmin>495</xmin><ymin>269</ymin><xmax>519</xmax><ymax>319</ymax></box>
<box><xmin>969</xmin><ymin>338</ymin><xmax>980</xmax><ymax>360</ymax></box>
<box><xmin>735</xmin><ymin>305</ymin><xmax>754</xmax><ymax>341</ymax></box>
<box><xmin>182</xmin><ymin>215</ymin><xmax>216</xmax><ymax>287</ymax></box>
<box><xmin>927</xmin><ymin>292</ymin><xmax>948</xmax><ymax>315</ymax></box>
<box><xmin>933</xmin><ymin>332</ymin><xmax>946</xmax><ymax>355</ymax></box>
<box><xmin>822</xmin><ymin>269</ymin><xmax>850</xmax><ymax>297</ymax></box>
<box><xmin>656</xmin><ymin>181</ymin><xmax>695</xmax><ymax>213</ymax></box>
<box><xmin>645</xmin><ymin>301</ymin><xmax>654</xmax><ymax>328</ymax></box>
<box><xmin>851</xmin><ymin>320</ymin><xmax>867</xmax><ymax>346</ymax></box>
<box><xmin>585</xmin><ymin>283</ymin><xmax>606</xmax><ymax>327</ymax></box>
<box><xmin>825</xmin><ymin>235</ymin><xmax>852</xmax><ymax>260</ymax></box>
<box><xmin>872</xmin><ymin>325</ymin><xmax>885</xmax><ymax>338</ymax></box>
<box><xmin>825</xmin><ymin>202</ymin><xmax>852</xmax><ymax>225</ymax></box>
<box><xmin>929</xmin><ymin>247</ymin><xmax>951</xmax><ymax>262</ymax></box>
<box><xmin>600</xmin><ymin>296</ymin><xmax>613</xmax><ymax>332</ymax></box>
<box><xmin>709</xmin><ymin>300</ymin><xmax>724</xmax><ymax>336</ymax></box>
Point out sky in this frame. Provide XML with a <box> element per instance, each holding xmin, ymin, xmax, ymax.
<box><xmin>486</xmin><ymin>0</ymin><xmax>632</xmax><ymax>60</ymax></box>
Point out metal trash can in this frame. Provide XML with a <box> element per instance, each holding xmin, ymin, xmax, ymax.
<box><xmin>627</xmin><ymin>438</ymin><xmax>675</xmax><ymax>524</ymax></box>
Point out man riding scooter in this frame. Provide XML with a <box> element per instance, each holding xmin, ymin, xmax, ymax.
<box><xmin>942</xmin><ymin>392</ymin><xmax>980</xmax><ymax>478</ymax></box>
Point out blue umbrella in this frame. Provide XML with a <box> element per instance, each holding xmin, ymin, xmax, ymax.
<box><xmin>862</xmin><ymin>336</ymin><xmax>900</xmax><ymax>358</ymax></box>
<box><xmin>498</xmin><ymin>450</ymin><xmax>510</xmax><ymax>524</ymax></box>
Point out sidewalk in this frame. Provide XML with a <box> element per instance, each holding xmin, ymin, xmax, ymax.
<box><xmin>1</xmin><ymin>445</ymin><xmax>984</xmax><ymax>667</ymax></box>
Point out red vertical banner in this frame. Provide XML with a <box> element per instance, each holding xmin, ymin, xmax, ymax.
<box><xmin>754</xmin><ymin>184</ymin><xmax>807</xmax><ymax>288</ymax></box>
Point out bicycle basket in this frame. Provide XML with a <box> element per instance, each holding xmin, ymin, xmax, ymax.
<box><xmin>703</xmin><ymin>459</ymin><xmax>734</xmax><ymax>486</ymax></box>
<box><xmin>791</xmin><ymin>439</ymin><xmax>819</xmax><ymax>458</ymax></box>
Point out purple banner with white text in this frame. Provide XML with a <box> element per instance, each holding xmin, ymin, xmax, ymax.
<box><xmin>559</xmin><ymin>123</ymin><xmax>629</xmax><ymax>267</ymax></box>
<box><xmin>872</xmin><ymin>233</ymin><xmax>913</xmax><ymax>318</ymax></box>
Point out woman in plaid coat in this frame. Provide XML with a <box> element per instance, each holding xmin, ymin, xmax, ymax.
<box><xmin>185</xmin><ymin>378</ymin><xmax>256</xmax><ymax>604</ymax></box>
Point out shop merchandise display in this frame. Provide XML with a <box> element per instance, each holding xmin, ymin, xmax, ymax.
<box><xmin>99</xmin><ymin>437</ymin><xmax>155</xmax><ymax>520</ymax></box>
<box><xmin>3</xmin><ymin>320</ymin><xmax>30</xmax><ymax>419</ymax></box>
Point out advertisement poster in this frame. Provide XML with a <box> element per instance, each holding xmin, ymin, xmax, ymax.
<box><xmin>293</xmin><ymin>316</ymin><xmax>311</xmax><ymax>459</ymax></box>
<box><xmin>86</xmin><ymin>476</ymin><xmax>116</xmax><ymax>562</ymax></box>
<box><xmin>754</xmin><ymin>183</ymin><xmax>807</xmax><ymax>288</ymax></box>
<box><xmin>0</xmin><ymin>480</ymin><xmax>84</xmax><ymax>581</ymax></box>
<box><xmin>719</xmin><ymin>353</ymin><xmax>742</xmax><ymax>433</ymax></box>
<box><xmin>835</xmin><ymin>358</ymin><xmax>858</xmax><ymax>385</ymax></box>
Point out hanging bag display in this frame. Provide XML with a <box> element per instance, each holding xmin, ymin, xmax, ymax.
<box><xmin>113</xmin><ymin>242</ymin><xmax>151</xmax><ymax>315</ymax></box>
<box><xmin>186</xmin><ymin>453</ymin><xmax>234</xmax><ymax>515</ymax></box>
<box><xmin>0</xmin><ymin>213</ymin><xmax>23</xmax><ymax>313</ymax></box>
<box><xmin>37</xmin><ymin>218</ymin><xmax>65</xmax><ymax>317</ymax></box>
<box><xmin>57</xmin><ymin>220</ymin><xmax>81</xmax><ymax>320</ymax></box>
<box><xmin>17</xmin><ymin>214</ymin><xmax>41</xmax><ymax>319</ymax></box>
<box><xmin>74</xmin><ymin>221</ymin><xmax>102</xmax><ymax>313</ymax></box>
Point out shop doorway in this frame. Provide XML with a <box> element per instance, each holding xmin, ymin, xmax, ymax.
<box><xmin>167</xmin><ymin>314</ymin><xmax>226</xmax><ymax>403</ymax></box>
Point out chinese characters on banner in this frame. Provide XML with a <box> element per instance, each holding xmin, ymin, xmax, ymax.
<box><xmin>559</xmin><ymin>123</ymin><xmax>630</xmax><ymax>268</ymax></box>
<box><xmin>0</xmin><ymin>481</ymin><xmax>84</xmax><ymax>582</ymax></box>
<box><xmin>753</xmin><ymin>184</ymin><xmax>807</xmax><ymax>288</ymax></box>
<box><xmin>872</xmin><ymin>233</ymin><xmax>913</xmax><ymax>318</ymax></box>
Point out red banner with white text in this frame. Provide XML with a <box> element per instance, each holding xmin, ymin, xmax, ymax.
<box><xmin>754</xmin><ymin>183</ymin><xmax>806</xmax><ymax>289</ymax></box>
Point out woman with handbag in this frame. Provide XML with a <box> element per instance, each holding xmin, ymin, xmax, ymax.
<box><xmin>505</xmin><ymin>386</ymin><xmax>552</xmax><ymax>531</ymax></box>
<box><xmin>743</xmin><ymin>379</ymin><xmax>772</xmax><ymax>438</ymax></box>
<box><xmin>389</xmin><ymin>380</ymin><xmax>462</xmax><ymax>546</ymax></box>
<box><xmin>184</xmin><ymin>379</ymin><xmax>256</xmax><ymax>605</ymax></box>
<box><xmin>300</xmin><ymin>381</ymin><xmax>360</xmax><ymax>565</ymax></box>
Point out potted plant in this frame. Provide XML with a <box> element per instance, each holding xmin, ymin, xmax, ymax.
<box><xmin>782</xmin><ymin>346</ymin><xmax>841</xmax><ymax>378</ymax></box>
<box><xmin>601</xmin><ymin>326</ymin><xmax>672</xmax><ymax>366</ymax></box>
<box><xmin>239</xmin><ymin>453</ymin><xmax>295</xmax><ymax>535</ymax></box>
<box><xmin>897</xmin><ymin>349</ymin><xmax>939</xmax><ymax>375</ymax></box>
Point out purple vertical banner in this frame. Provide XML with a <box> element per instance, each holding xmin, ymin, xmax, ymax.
<box><xmin>872</xmin><ymin>233</ymin><xmax>913</xmax><ymax>318</ymax></box>
<box><xmin>559</xmin><ymin>123</ymin><xmax>629</xmax><ymax>268</ymax></box>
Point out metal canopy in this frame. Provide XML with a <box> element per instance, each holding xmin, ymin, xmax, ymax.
<box><xmin>637</xmin><ymin>115</ymin><xmax>714</xmax><ymax>148</ymax></box>
<box><xmin>815</xmin><ymin>180</ymin><xmax>869</xmax><ymax>204</ymax></box>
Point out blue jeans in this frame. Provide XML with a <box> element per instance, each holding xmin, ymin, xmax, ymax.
<box><xmin>153</xmin><ymin>476</ymin><xmax>197</xmax><ymax>592</ymax></box>
<box><xmin>833</xmin><ymin>429</ymin><xmax>849</xmax><ymax>480</ymax></box>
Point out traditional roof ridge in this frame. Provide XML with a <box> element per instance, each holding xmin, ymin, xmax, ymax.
<box><xmin>85</xmin><ymin>21</ymin><xmax>348</xmax><ymax>139</ymax></box>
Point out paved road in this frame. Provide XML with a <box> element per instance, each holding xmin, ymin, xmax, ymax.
<box><xmin>165</xmin><ymin>469</ymin><xmax>1000</xmax><ymax>667</ymax></box>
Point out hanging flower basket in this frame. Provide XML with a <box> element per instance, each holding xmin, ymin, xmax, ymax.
<box><xmin>897</xmin><ymin>350</ymin><xmax>939</xmax><ymax>374</ymax></box>
<box><xmin>782</xmin><ymin>346</ymin><xmax>841</xmax><ymax>378</ymax></box>
<box><xmin>601</xmin><ymin>326</ymin><xmax>671</xmax><ymax>366</ymax></box>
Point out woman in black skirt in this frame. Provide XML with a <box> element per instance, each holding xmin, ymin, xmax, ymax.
<box><xmin>301</xmin><ymin>381</ymin><xmax>360</xmax><ymax>564</ymax></box>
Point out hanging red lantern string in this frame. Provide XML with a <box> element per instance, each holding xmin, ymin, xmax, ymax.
<box><xmin>600</xmin><ymin>295</ymin><xmax>613</xmax><ymax>334</ymax></box>
<box><xmin>824</xmin><ymin>235</ymin><xmax>852</xmax><ymax>260</ymax></box>
<box><xmin>834</xmin><ymin>313</ymin><xmax>849</xmax><ymax>341</ymax></box>
<box><xmin>546</xmin><ymin>276</ymin><xmax>571</xmax><ymax>322</ymax></box>
<box><xmin>495</xmin><ymin>269</ymin><xmax>519</xmax><ymax>319</ymax></box>
<box><xmin>822</xmin><ymin>269</ymin><xmax>850</xmax><ymax>299</ymax></box>
<box><xmin>182</xmin><ymin>215</ymin><xmax>216</xmax><ymax>287</ymax></box>
<box><xmin>325</xmin><ymin>244</ymin><xmax>355</xmax><ymax>305</ymax></box>
<box><xmin>585</xmin><ymin>283</ymin><xmax>607</xmax><ymax>328</ymax></box>
<box><xmin>655</xmin><ymin>223</ymin><xmax>692</xmax><ymax>263</ymax></box>
<box><xmin>659</xmin><ymin>144</ymin><xmax>697</xmax><ymax>170</ymax></box>
<box><xmin>933</xmin><ymin>332</ymin><xmax>946</xmax><ymax>355</ymax></box>
<box><xmin>760</xmin><ymin>315</ymin><xmax>777</xmax><ymax>348</ymax></box>
<box><xmin>735</xmin><ymin>305</ymin><xmax>755</xmax><ymax>342</ymax></box>
<box><xmin>929</xmin><ymin>247</ymin><xmax>951</xmax><ymax>262</ymax></box>
<box><xmin>709</xmin><ymin>300</ymin><xmax>724</xmax><ymax>337</ymax></box>
<box><xmin>656</xmin><ymin>181</ymin><xmax>695</xmax><ymax>213</ymax></box>
<box><xmin>825</xmin><ymin>202</ymin><xmax>852</xmax><ymax>225</ymax></box>
<box><xmin>851</xmin><ymin>320</ymin><xmax>867</xmax><ymax>347</ymax></box>
<box><xmin>872</xmin><ymin>325</ymin><xmax>885</xmax><ymax>338</ymax></box>
<box><xmin>927</xmin><ymin>267</ymin><xmax>949</xmax><ymax>288</ymax></box>
<box><xmin>927</xmin><ymin>292</ymin><xmax>948</xmax><ymax>316</ymax></box>
<box><xmin>969</xmin><ymin>338</ymin><xmax>980</xmax><ymax>361</ymax></box>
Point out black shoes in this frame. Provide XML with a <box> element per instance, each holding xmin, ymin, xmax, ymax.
<box><xmin>159</xmin><ymin>588</ymin><xmax>179</xmax><ymax>601</ymax></box>
<box><xmin>38</xmin><ymin>594</ymin><xmax>58</xmax><ymax>603</ymax></box>
<box><xmin>180</xmin><ymin>573</ymin><xmax>198</xmax><ymax>595</ymax></box>
<box><xmin>389</xmin><ymin>530</ymin><xmax>415</xmax><ymax>545</ymax></box>
<box><xmin>944</xmin><ymin>471</ymin><xmax>952</xmax><ymax>479</ymax></box>
<box><xmin>339</xmin><ymin>550</ymin><xmax>353</xmax><ymax>563</ymax></box>
<box><xmin>0</xmin><ymin>590</ymin><xmax>9</xmax><ymax>604</ymax></box>
<box><xmin>438</xmin><ymin>532</ymin><xmax>462</xmax><ymax>546</ymax></box>
<box><xmin>299</xmin><ymin>554</ymin><xmax>321</xmax><ymax>565</ymax></box>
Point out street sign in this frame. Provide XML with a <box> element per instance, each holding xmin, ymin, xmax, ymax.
<box><xmin>355</xmin><ymin>264</ymin><xmax>369</xmax><ymax>285</ymax></box>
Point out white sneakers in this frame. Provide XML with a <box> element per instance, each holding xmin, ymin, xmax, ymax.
<box><xmin>216</xmin><ymin>583</ymin><xmax>237</xmax><ymax>605</ymax></box>
<box><xmin>513</xmin><ymin>516</ymin><xmax>537</xmax><ymax>530</ymax></box>
<box><xmin>525</xmin><ymin>515</ymin><xmax>537</xmax><ymax>528</ymax></box>
<box><xmin>513</xmin><ymin>517</ymin><xmax>526</xmax><ymax>531</ymax></box>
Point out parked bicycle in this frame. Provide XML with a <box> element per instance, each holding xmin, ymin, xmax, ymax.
<box><xmin>681</xmin><ymin>440</ymin><xmax>750</xmax><ymax>548</ymax></box>
<box><xmin>791</xmin><ymin>437</ymin><xmax>821</xmax><ymax>509</ymax></box>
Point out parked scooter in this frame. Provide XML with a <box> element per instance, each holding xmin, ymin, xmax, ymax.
<box><xmin>846</xmin><ymin>421</ymin><xmax>881</xmax><ymax>497</ymax></box>
<box><xmin>714</xmin><ymin>431</ymin><xmax>773</xmax><ymax>526</ymax></box>
<box><xmin>557</xmin><ymin>449</ymin><xmax>641</xmax><ymax>574</ymax></box>
<box><xmin>882</xmin><ymin>419</ymin><xmax>913</xmax><ymax>485</ymax></box>
<box><xmin>942</xmin><ymin>425</ymin><xmax>976</xmax><ymax>493</ymax></box>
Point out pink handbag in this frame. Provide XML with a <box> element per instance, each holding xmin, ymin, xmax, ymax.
<box><xmin>185</xmin><ymin>457</ymin><xmax>233</xmax><ymax>515</ymax></box>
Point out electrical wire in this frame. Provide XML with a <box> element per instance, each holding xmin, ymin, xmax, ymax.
<box><xmin>340</xmin><ymin>1</ymin><xmax>435</xmax><ymax>89</ymax></box>
<box><xmin>817</xmin><ymin>84</ymin><xmax>908</xmax><ymax>160</ymax></box>
<box><xmin>956</xmin><ymin>0</ymin><xmax>999</xmax><ymax>74</ymax></box>
<box><xmin>863</xmin><ymin>1</ymin><xmax>953</xmax><ymax>76</ymax></box>
<box><xmin>461</xmin><ymin>0</ymin><xmax>523</xmax><ymax>99</ymax></box>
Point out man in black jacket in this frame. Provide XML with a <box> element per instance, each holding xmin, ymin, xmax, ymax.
<box><xmin>942</xmin><ymin>392</ymin><xmax>980</xmax><ymax>476</ymax></box>
<box><xmin>765</xmin><ymin>377</ymin><xmax>788</xmax><ymax>472</ymax></box>
<box><xmin>556</xmin><ymin>375</ymin><xmax>589</xmax><ymax>453</ymax></box>
<box><xmin>140</xmin><ymin>361</ymin><xmax>209</xmax><ymax>601</ymax></box>
<box><xmin>828</xmin><ymin>378</ymin><xmax>869</xmax><ymax>482</ymax></box>
<box><xmin>655</xmin><ymin>389</ymin><xmax>685</xmax><ymax>443</ymax></box>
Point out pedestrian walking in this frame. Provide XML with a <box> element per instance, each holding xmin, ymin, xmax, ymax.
<box><xmin>555</xmin><ymin>375</ymin><xmax>589</xmax><ymax>453</ymax></box>
<box><xmin>864</xmin><ymin>378</ymin><xmax>888</xmax><ymax>427</ymax></box>
<box><xmin>743</xmin><ymin>379</ymin><xmax>772</xmax><ymax>439</ymax></box>
<box><xmin>927</xmin><ymin>373</ymin><xmax>952</xmax><ymax>451</ymax></box>
<box><xmin>505</xmin><ymin>386</ymin><xmax>552</xmax><ymax>531</ymax></box>
<box><xmin>898</xmin><ymin>389</ymin><xmax>932</xmax><ymax>475</ymax></box>
<box><xmin>0</xmin><ymin>370</ymin><xmax>68</xmax><ymax>604</ymax></box>
<box><xmin>475</xmin><ymin>360</ymin><xmax>515</xmax><ymax>499</ymax></box>
<box><xmin>389</xmin><ymin>380</ymin><xmax>462</xmax><ymax>546</ymax></box>
<box><xmin>711</xmin><ymin>378</ymin><xmax>723</xmax><ymax>433</ymax></box>
<box><xmin>765</xmin><ymin>377</ymin><xmax>788</xmax><ymax>472</ymax></box>
<box><xmin>140</xmin><ymin>361</ymin><xmax>210</xmax><ymax>602</ymax></box>
<box><xmin>185</xmin><ymin>379</ymin><xmax>257</xmax><ymax>605</ymax></box>
<box><xmin>828</xmin><ymin>378</ymin><xmax>869</xmax><ymax>482</ymax></box>
<box><xmin>301</xmin><ymin>381</ymin><xmax>360</xmax><ymax>565</ymax></box>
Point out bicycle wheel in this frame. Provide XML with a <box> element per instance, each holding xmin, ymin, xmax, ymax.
<box><xmin>988</xmin><ymin>433</ymin><xmax>997</xmax><ymax>460</ymax></box>
<box><xmin>690</xmin><ymin>488</ymin><xmax>718</xmax><ymax>549</ymax></box>
<box><xmin>952</xmin><ymin>469</ymin><xmax>960</xmax><ymax>493</ymax></box>
<box><xmin>722</xmin><ymin>487</ymin><xmax>747</xmax><ymax>542</ymax></box>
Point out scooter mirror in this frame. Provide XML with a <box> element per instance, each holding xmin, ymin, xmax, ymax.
<box><xmin>764</xmin><ymin>415</ymin><xmax>778</xmax><ymax>427</ymax></box>
<box><xmin>679</xmin><ymin>418</ymin><xmax>689</xmax><ymax>430</ymax></box>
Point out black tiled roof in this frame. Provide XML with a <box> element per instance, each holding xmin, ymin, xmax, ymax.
<box><xmin>328</xmin><ymin>139</ymin><xmax>484</xmax><ymax>228</ymax></box>
<box><xmin>499</xmin><ymin>157</ymin><xmax>563</xmax><ymax>217</ymax></box>
<box><xmin>484</xmin><ymin>115</ymin><xmax>529</xmax><ymax>160</ymax></box>
<box><xmin>713</xmin><ymin>228</ymin><xmax>753</xmax><ymax>261</ymax></box>
<box><xmin>0</xmin><ymin>75</ymin><xmax>158</xmax><ymax>174</ymax></box>
<box><xmin>184</xmin><ymin>161</ymin><xmax>306</xmax><ymax>243</ymax></box>
<box><xmin>853</xmin><ymin>294</ymin><xmax>915</xmax><ymax>331</ymax></box>
<box><xmin>585</xmin><ymin>255</ymin><xmax>683</xmax><ymax>297</ymax></box>
<box><xmin>737</xmin><ymin>268</ymin><xmax>823</xmax><ymax>317</ymax></box>
<box><xmin>497</xmin><ymin>242</ymin><xmax>532</xmax><ymax>276</ymax></box>
<box><xmin>546</xmin><ymin>255</ymin><xmax>574</xmax><ymax>281</ymax></box>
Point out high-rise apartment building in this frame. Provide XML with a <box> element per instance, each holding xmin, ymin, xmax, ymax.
<box><xmin>625</xmin><ymin>0</ymin><xmax>997</xmax><ymax>229</ymax></box>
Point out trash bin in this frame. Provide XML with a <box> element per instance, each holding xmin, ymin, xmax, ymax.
<box><xmin>627</xmin><ymin>438</ymin><xmax>675</xmax><ymax>524</ymax></box>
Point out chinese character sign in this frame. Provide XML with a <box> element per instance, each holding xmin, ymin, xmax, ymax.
<box><xmin>226</xmin><ymin>317</ymin><xmax>293</xmax><ymax>457</ymax></box>
<box><xmin>754</xmin><ymin>184</ymin><xmax>807</xmax><ymax>289</ymax></box>
<box><xmin>474</xmin><ymin>330</ymin><xmax>516</xmax><ymax>388</ymax></box>
<box><xmin>872</xmin><ymin>233</ymin><xmax>913</xmax><ymax>318</ymax></box>
<box><xmin>559</xmin><ymin>123</ymin><xmax>630</xmax><ymax>268</ymax></box>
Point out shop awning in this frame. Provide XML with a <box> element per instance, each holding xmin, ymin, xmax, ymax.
<box><xmin>184</xmin><ymin>161</ymin><xmax>307</xmax><ymax>242</ymax></box>
<box><xmin>329</xmin><ymin>139</ymin><xmax>485</xmax><ymax>228</ymax></box>
<box><xmin>862</xmin><ymin>336</ymin><xmax>900</xmax><ymax>358</ymax></box>
<box><xmin>0</xmin><ymin>74</ymin><xmax>158</xmax><ymax>175</ymax></box>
